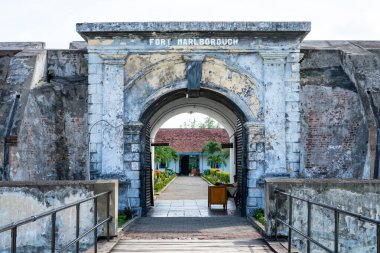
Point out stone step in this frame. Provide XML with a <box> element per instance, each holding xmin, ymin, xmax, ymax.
<box><xmin>110</xmin><ymin>239</ymin><xmax>274</xmax><ymax>252</ymax></box>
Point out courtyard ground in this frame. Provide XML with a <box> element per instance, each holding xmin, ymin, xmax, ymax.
<box><xmin>147</xmin><ymin>176</ymin><xmax>238</xmax><ymax>217</ymax></box>
<box><xmin>112</xmin><ymin>176</ymin><xmax>273</xmax><ymax>252</ymax></box>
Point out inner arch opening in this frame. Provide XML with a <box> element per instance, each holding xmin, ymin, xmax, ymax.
<box><xmin>154</xmin><ymin>111</ymin><xmax>233</xmax><ymax>174</ymax></box>
<box><xmin>139</xmin><ymin>88</ymin><xmax>248</xmax><ymax>216</ymax></box>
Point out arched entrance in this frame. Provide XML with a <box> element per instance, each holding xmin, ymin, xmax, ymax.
<box><xmin>78</xmin><ymin>22</ymin><xmax>309</xmax><ymax>216</ymax></box>
<box><xmin>140</xmin><ymin>88</ymin><xmax>248</xmax><ymax>216</ymax></box>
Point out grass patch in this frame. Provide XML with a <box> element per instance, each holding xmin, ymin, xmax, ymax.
<box><xmin>154</xmin><ymin>174</ymin><xmax>176</xmax><ymax>193</ymax></box>
<box><xmin>118</xmin><ymin>214</ymin><xmax>128</xmax><ymax>227</ymax></box>
<box><xmin>253</xmin><ymin>208</ymin><xmax>265</xmax><ymax>225</ymax></box>
<box><xmin>201</xmin><ymin>172</ymin><xmax>230</xmax><ymax>185</ymax></box>
<box><xmin>201</xmin><ymin>174</ymin><xmax>218</xmax><ymax>185</ymax></box>
<box><xmin>118</xmin><ymin>207</ymin><xmax>133</xmax><ymax>228</ymax></box>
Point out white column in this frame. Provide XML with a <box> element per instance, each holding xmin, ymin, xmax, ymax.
<box><xmin>260</xmin><ymin>52</ymin><xmax>289</xmax><ymax>174</ymax></box>
<box><xmin>100</xmin><ymin>54</ymin><xmax>128</xmax><ymax>175</ymax></box>
<box><xmin>285</xmin><ymin>53</ymin><xmax>302</xmax><ymax>176</ymax></box>
<box><xmin>88</xmin><ymin>52</ymin><xmax>104</xmax><ymax>178</ymax></box>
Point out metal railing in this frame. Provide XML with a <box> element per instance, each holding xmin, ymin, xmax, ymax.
<box><xmin>274</xmin><ymin>189</ymin><xmax>380</xmax><ymax>253</ymax></box>
<box><xmin>0</xmin><ymin>191</ymin><xmax>113</xmax><ymax>253</ymax></box>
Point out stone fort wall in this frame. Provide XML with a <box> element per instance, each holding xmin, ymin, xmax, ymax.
<box><xmin>0</xmin><ymin>40</ymin><xmax>379</xmax><ymax>211</ymax></box>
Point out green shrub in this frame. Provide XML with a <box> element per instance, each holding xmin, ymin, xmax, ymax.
<box><xmin>118</xmin><ymin>207</ymin><xmax>134</xmax><ymax>227</ymax></box>
<box><xmin>210</xmin><ymin>168</ymin><xmax>220</xmax><ymax>176</ymax></box>
<box><xmin>201</xmin><ymin>174</ymin><xmax>218</xmax><ymax>185</ymax></box>
<box><xmin>253</xmin><ymin>208</ymin><xmax>265</xmax><ymax>225</ymax></box>
<box><xmin>165</xmin><ymin>168</ymin><xmax>174</xmax><ymax>175</ymax></box>
<box><xmin>154</xmin><ymin>182</ymin><xmax>164</xmax><ymax>192</ymax></box>
<box><xmin>154</xmin><ymin>174</ymin><xmax>176</xmax><ymax>193</ymax></box>
<box><xmin>203</xmin><ymin>169</ymin><xmax>210</xmax><ymax>175</ymax></box>
<box><xmin>216</xmin><ymin>171</ymin><xmax>230</xmax><ymax>183</ymax></box>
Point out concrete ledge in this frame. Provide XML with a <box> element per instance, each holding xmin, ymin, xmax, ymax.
<box><xmin>118</xmin><ymin>216</ymin><xmax>139</xmax><ymax>233</ymax></box>
<box><xmin>265</xmin><ymin>178</ymin><xmax>380</xmax><ymax>194</ymax></box>
<box><xmin>0</xmin><ymin>180</ymin><xmax>118</xmax><ymax>252</ymax></box>
<box><xmin>69</xmin><ymin>41</ymin><xmax>87</xmax><ymax>50</ymax></box>
<box><xmin>77</xmin><ymin>22</ymin><xmax>311</xmax><ymax>33</ymax></box>
<box><xmin>265</xmin><ymin>239</ymin><xmax>300</xmax><ymax>253</ymax></box>
<box><xmin>0</xmin><ymin>180</ymin><xmax>114</xmax><ymax>187</ymax></box>
<box><xmin>265</xmin><ymin>178</ymin><xmax>380</xmax><ymax>253</ymax></box>
<box><xmin>0</xmin><ymin>42</ymin><xmax>45</xmax><ymax>50</ymax></box>
<box><xmin>247</xmin><ymin>216</ymin><xmax>266</xmax><ymax>237</ymax></box>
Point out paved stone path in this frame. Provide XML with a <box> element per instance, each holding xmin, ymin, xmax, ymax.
<box><xmin>116</xmin><ymin>217</ymin><xmax>272</xmax><ymax>252</ymax></box>
<box><xmin>148</xmin><ymin>176</ymin><xmax>238</xmax><ymax>217</ymax></box>
<box><xmin>156</xmin><ymin>176</ymin><xmax>208</xmax><ymax>200</ymax></box>
<box><xmin>112</xmin><ymin>176</ymin><xmax>273</xmax><ymax>252</ymax></box>
<box><xmin>122</xmin><ymin>217</ymin><xmax>263</xmax><ymax>240</ymax></box>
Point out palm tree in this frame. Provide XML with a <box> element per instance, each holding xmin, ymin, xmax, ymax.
<box><xmin>202</xmin><ymin>141</ymin><xmax>229</xmax><ymax>168</ymax></box>
<box><xmin>154</xmin><ymin>146</ymin><xmax>178</xmax><ymax>169</ymax></box>
<box><xmin>202</xmin><ymin>141</ymin><xmax>222</xmax><ymax>154</ymax></box>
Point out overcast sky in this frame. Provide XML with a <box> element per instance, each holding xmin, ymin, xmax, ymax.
<box><xmin>1</xmin><ymin>0</ymin><xmax>378</xmax><ymax>128</ymax></box>
<box><xmin>1</xmin><ymin>0</ymin><xmax>379</xmax><ymax>49</ymax></box>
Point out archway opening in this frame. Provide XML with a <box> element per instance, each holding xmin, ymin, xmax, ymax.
<box><xmin>157</xmin><ymin>113</ymin><xmax>228</xmax><ymax>175</ymax></box>
<box><xmin>140</xmin><ymin>88</ymin><xmax>248</xmax><ymax>217</ymax></box>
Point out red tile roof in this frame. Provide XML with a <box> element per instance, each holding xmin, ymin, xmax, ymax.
<box><xmin>155</xmin><ymin>128</ymin><xmax>229</xmax><ymax>153</ymax></box>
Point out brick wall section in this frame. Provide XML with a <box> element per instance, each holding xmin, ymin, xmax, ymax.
<box><xmin>300</xmin><ymin>64</ymin><xmax>368</xmax><ymax>178</ymax></box>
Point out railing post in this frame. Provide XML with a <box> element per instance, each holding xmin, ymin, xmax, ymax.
<box><xmin>107</xmin><ymin>192</ymin><xmax>110</xmax><ymax>241</ymax></box>
<box><xmin>288</xmin><ymin>196</ymin><xmax>293</xmax><ymax>253</ymax></box>
<box><xmin>11</xmin><ymin>226</ymin><xmax>17</xmax><ymax>253</ymax></box>
<box><xmin>76</xmin><ymin>204</ymin><xmax>80</xmax><ymax>253</ymax></box>
<box><xmin>94</xmin><ymin>197</ymin><xmax>98</xmax><ymax>253</ymax></box>
<box><xmin>275</xmin><ymin>190</ymin><xmax>278</xmax><ymax>240</ymax></box>
<box><xmin>307</xmin><ymin>201</ymin><xmax>311</xmax><ymax>253</ymax></box>
<box><xmin>51</xmin><ymin>213</ymin><xmax>56</xmax><ymax>253</ymax></box>
<box><xmin>334</xmin><ymin>209</ymin><xmax>339</xmax><ymax>253</ymax></box>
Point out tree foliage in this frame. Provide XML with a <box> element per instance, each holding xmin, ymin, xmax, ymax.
<box><xmin>202</xmin><ymin>141</ymin><xmax>222</xmax><ymax>154</ymax></box>
<box><xmin>180</xmin><ymin>118</ymin><xmax>198</xmax><ymax>128</ymax></box>
<box><xmin>202</xmin><ymin>141</ymin><xmax>229</xmax><ymax>168</ymax></box>
<box><xmin>154</xmin><ymin>146</ymin><xmax>178</xmax><ymax>168</ymax></box>
<box><xmin>198</xmin><ymin>117</ymin><xmax>222</xmax><ymax>128</ymax></box>
<box><xmin>180</xmin><ymin>116</ymin><xmax>222</xmax><ymax>128</ymax></box>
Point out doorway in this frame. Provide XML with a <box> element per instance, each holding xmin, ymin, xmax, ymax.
<box><xmin>180</xmin><ymin>155</ymin><xmax>190</xmax><ymax>175</ymax></box>
<box><xmin>140</xmin><ymin>89</ymin><xmax>248</xmax><ymax>216</ymax></box>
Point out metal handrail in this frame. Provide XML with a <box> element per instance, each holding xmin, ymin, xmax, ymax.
<box><xmin>274</xmin><ymin>189</ymin><xmax>380</xmax><ymax>253</ymax></box>
<box><xmin>0</xmin><ymin>190</ymin><xmax>113</xmax><ymax>253</ymax></box>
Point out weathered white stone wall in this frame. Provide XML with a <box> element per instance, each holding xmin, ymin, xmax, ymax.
<box><xmin>87</xmin><ymin>52</ymin><xmax>105</xmax><ymax>178</ymax></box>
<box><xmin>81</xmin><ymin>22</ymin><xmax>309</xmax><ymax>214</ymax></box>
<box><xmin>0</xmin><ymin>44</ymin><xmax>89</xmax><ymax>182</ymax></box>
<box><xmin>265</xmin><ymin>179</ymin><xmax>380</xmax><ymax>253</ymax></box>
<box><xmin>0</xmin><ymin>180</ymin><xmax>118</xmax><ymax>252</ymax></box>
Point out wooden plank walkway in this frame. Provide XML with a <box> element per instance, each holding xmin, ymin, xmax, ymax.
<box><xmin>111</xmin><ymin>239</ymin><xmax>274</xmax><ymax>252</ymax></box>
<box><xmin>110</xmin><ymin>177</ymin><xmax>274</xmax><ymax>252</ymax></box>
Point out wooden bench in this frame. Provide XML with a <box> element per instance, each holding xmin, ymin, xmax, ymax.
<box><xmin>208</xmin><ymin>185</ymin><xmax>228</xmax><ymax>210</ymax></box>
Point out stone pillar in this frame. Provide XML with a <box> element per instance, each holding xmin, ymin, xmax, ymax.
<box><xmin>260</xmin><ymin>52</ymin><xmax>289</xmax><ymax>174</ymax></box>
<box><xmin>123</xmin><ymin>123</ymin><xmax>143</xmax><ymax>212</ymax></box>
<box><xmin>285</xmin><ymin>53</ymin><xmax>302</xmax><ymax>176</ymax></box>
<box><xmin>88</xmin><ymin>52</ymin><xmax>104</xmax><ymax>178</ymax></box>
<box><xmin>245</xmin><ymin>122</ymin><xmax>265</xmax><ymax>214</ymax></box>
<box><xmin>99</xmin><ymin>54</ymin><xmax>128</xmax><ymax>176</ymax></box>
